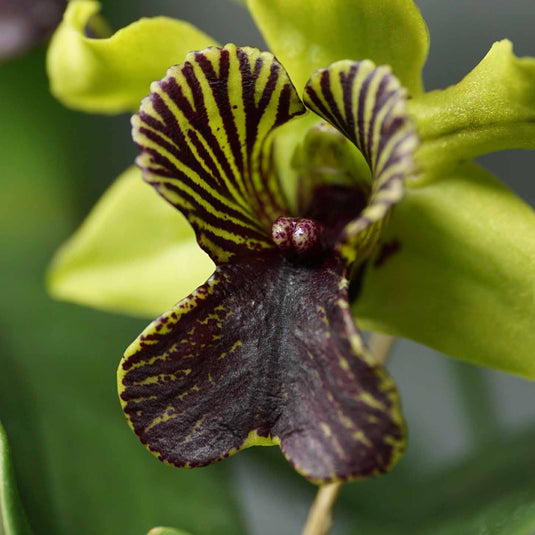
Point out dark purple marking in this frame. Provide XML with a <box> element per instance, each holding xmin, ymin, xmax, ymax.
<box><xmin>373</xmin><ymin>239</ymin><xmax>402</xmax><ymax>268</ymax></box>
<box><xmin>121</xmin><ymin>253</ymin><xmax>404</xmax><ymax>482</ymax></box>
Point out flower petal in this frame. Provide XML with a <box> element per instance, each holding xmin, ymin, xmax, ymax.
<box><xmin>0</xmin><ymin>0</ymin><xmax>64</xmax><ymax>61</ymax></box>
<box><xmin>47</xmin><ymin>0</ymin><xmax>217</xmax><ymax>114</ymax></box>
<box><xmin>354</xmin><ymin>162</ymin><xmax>535</xmax><ymax>379</ymax></box>
<box><xmin>410</xmin><ymin>41</ymin><xmax>535</xmax><ymax>174</ymax></box>
<box><xmin>304</xmin><ymin>60</ymin><xmax>418</xmax><ymax>265</ymax></box>
<box><xmin>118</xmin><ymin>255</ymin><xmax>405</xmax><ymax>483</ymax></box>
<box><xmin>132</xmin><ymin>44</ymin><xmax>306</xmax><ymax>263</ymax></box>
<box><xmin>247</xmin><ymin>0</ymin><xmax>429</xmax><ymax>96</ymax></box>
<box><xmin>47</xmin><ymin>166</ymin><xmax>214</xmax><ymax>318</ymax></box>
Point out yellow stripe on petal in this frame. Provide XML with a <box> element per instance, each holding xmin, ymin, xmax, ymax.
<box><xmin>304</xmin><ymin>60</ymin><xmax>419</xmax><ymax>265</ymax></box>
<box><xmin>132</xmin><ymin>44</ymin><xmax>307</xmax><ymax>263</ymax></box>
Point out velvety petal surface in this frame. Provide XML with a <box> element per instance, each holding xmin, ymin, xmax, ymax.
<box><xmin>409</xmin><ymin>41</ymin><xmax>535</xmax><ymax>174</ymax></box>
<box><xmin>118</xmin><ymin>255</ymin><xmax>404</xmax><ymax>483</ymax></box>
<box><xmin>133</xmin><ymin>44</ymin><xmax>306</xmax><ymax>263</ymax></box>
<box><xmin>247</xmin><ymin>0</ymin><xmax>429</xmax><ymax>96</ymax></box>
<box><xmin>47</xmin><ymin>0</ymin><xmax>217</xmax><ymax>113</ymax></box>
<box><xmin>354</xmin><ymin>162</ymin><xmax>535</xmax><ymax>379</ymax></box>
<box><xmin>304</xmin><ymin>60</ymin><xmax>418</xmax><ymax>265</ymax></box>
<box><xmin>48</xmin><ymin>166</ymin><xmax>214</xmax><ymax>318</ymax></box>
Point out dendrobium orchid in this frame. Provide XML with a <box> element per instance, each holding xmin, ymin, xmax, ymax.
<box><xmin>47</xmin><ymin>0</ymin><xmax>535</xmax><ymax>482</ymax></box>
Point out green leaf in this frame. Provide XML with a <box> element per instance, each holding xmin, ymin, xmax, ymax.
<box><xmin>410</xmin><ymin>40</ymin><xmax>535</xmax><ymax>174</ymax></box>
<box><xmin>247</xmin><ymin>0</ymin><xmax>429</xmax><ymax>96</ymax></box>
<box><xmin>354</xmin><ymin>161</ymin><xmax>535</xmax><ymax>379</ymax></box>
<box><xmin>47</xmin><ymin>166</ymin><xmax>214</xmax><ymax>318</ymax></box>
<box><xmin>340</xmin><ymin>425</ymin><xmax>535</xmax><ymax>535</ymax></box>
<box><xmin>47</xmin><ymin>0</ymin><xmax>218</xmax><ymax>113</ymax></box>
<box><xmin>0</xmin><ymin>423</ymin><xmax>32</xmax><ymax>535</ymax></box>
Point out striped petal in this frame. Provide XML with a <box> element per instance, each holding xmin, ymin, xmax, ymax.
<box><xmin>132</xmin><ymin>44</ymin><xmax>306</xmax><ymax>263</ymax></box>
<box><xmin>304</xmin><ymin>61</ymin><xmax>419</xmax><ymax>265</ymax></box>
<box><xmin>118</xmin><ymin>255</ymin><xmax>404</xmax><ymax>483</ymax></box>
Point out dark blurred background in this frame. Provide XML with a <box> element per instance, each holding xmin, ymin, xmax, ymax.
<box><xmin>1</xmin><ymin>1</ymin><xmax>535</xmax><ymax>534</ymax></box>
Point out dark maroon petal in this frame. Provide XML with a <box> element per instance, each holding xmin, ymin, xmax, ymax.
<box><xmin>0</xmin><ymin>0</ymin><xmax>65</xmax><ymax>61</ymax></box>
<box><xmin>118</xmin><ymin>254</ymin><xmax>405</xmax><ymax>483</ymax></box>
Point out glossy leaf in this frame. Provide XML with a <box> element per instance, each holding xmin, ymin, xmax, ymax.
<box><xmin>133</xmin><ymin>44</ymin><xmax>306</xmax><ymax>262</ymax></box>
<box><xmin>410</xmin><ymin>40</ymin><xmax>535</xmax><ymax>174</ymax></box>
<box><xmin>47</xmin><ymin>0</ymin><xmax>217</xmax><ymax>113</ymax></box>
<box><xmin>354</xmin><ymin>162</ymin><xmax>535</xmax><ymax>379</ymax></box>
<box><xmin>247</xmin><ymin>0</ymin><xmax>429</xmax><ymax>95</ymax></box>
<box><xmin>47</xmin><ymin>166</ymin><xmax>214</xmax><ymax>318</ymax></box>
<box><xmin>0</xmin><ymin>422</ymin><xmax>32</xmax><ymax>535</ymax></box>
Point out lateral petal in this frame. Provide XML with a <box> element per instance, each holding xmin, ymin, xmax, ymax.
<box><xmin>133</xmin><ymin>44</ymin><xmax>306</xmax><ymax>263</ymax></box>
<box><xmin>354</xmin><ymin>162</ymin><xmax>535</xmax><ymax>379</ymax></box>
<box><xmin>47</xmin><ymin>0</ymin><xmax>217</xmax><ymax>113</ymax></box>
<box><xmin>118</xmin><ymin>255</ymin><xmax>405</xmax><ymax>483</ymax></box>
<box><xmin>304</xmin><ymin>61</ymin><xmax>418</xmax><ymax>264</ymax></box>
<box><xmin>47</xmin><ymin>166</ymin><xmax>213</xmax><ymax>318</ymax></box>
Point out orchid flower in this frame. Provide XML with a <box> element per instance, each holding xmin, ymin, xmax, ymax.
<box><xmin>47</xmin><ymin>0</ymin><xmax>535</xmax><ymax>483</ymax></box>
<box><xmin>0</xmin><ymin>0</ymin><xmax>66</xmax><ymax>61</ymax></box>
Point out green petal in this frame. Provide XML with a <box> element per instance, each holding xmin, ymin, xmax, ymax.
<box><xmin>133</xmin><ymin>44</ymin><xmax>306</xmax><ymax>263</ymax></box>
<box><xmin>354</xmin><ymin>162</ymin><xmax>535</xmax><ymax>379</ymax></box>
<box><xmin>47</xmin><ymin>0</ymin><xmax>217</xmax><ymax>114</ymax></box>
<box><xmin>410</xmin><ymin>40</ymin><xmax>535</xmax><ymax>174</ymax></box>
<box><xmin>0</xmin><ymin>422</ymin><xmax>32</xmax><ymax>535</ymax></box>
<box><xmin>47</xmin><ymin>166</ymin><xmax>214</xmax><ymax>318</ymax></box>
<box><xmin>304</xmin><ymin>60</ymin><xmax>418</xmax><ymax>265</ymax></box>
<box><xmin>247</xmin><ymin>0</ymin><xmax>429</xmax><ymax>96</ymax></box>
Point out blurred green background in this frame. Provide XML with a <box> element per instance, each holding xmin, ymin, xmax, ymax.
<box><xmin>1</xmin><ymin>1</ymin><xmax>535</xmax><ymax>534</ymax></box>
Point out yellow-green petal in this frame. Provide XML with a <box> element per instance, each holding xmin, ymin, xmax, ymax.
<box><xmin>410</xmin><ymin>40</ymin><xmax>535</xmax><ymax>174</ymax></box>
<box><xmin>247</xmin><ymin>0</ymin><xmax>429</xmax><ymax>96</ymax></box>
<box><xmin>354</xmin><ymin>162</ymin><xmax>535</xmax><ymax>379</ymax></box>
<box><xmin>47</xmin><ymin>0</ymin><xmax>218</xmax><ymax>114</ymax></box>
<box><xmin>47</xmin><ymin>166</ymin><xmax>214</xmax><ymax>318</ymax></box>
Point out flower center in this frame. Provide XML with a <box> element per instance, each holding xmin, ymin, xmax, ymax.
<box><xmin>271</xmin><ymin>217</ymin><xmax>326</xmax><ymax>261</ymax></box>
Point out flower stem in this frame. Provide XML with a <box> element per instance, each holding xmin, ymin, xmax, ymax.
<box><xmin>301</xmin><ymin>482</ymin><xmax>342</xmax><ymax>535</ymax></box>
<box><xmin>301</xmin><ymin>333</ymin><xmax>396</xmax><ymax>535</ymax></box>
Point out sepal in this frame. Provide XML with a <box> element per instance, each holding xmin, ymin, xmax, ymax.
<box><xmin>47</xmin><ymin>0</ymin><xmax>217</xmax><ymax>113</ymax></box>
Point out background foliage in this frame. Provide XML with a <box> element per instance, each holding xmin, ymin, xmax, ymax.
<box><xmin>1</xmin><ymin>1</ymin><xmax>535</xmax><ymax>534</ymax></box>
